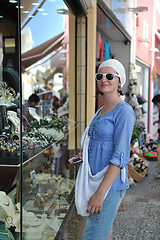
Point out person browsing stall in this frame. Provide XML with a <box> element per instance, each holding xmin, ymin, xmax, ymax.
<box><xmin>69</xmin><ymin>59</ymin><xmax>136</xmax><ymax>240</ymax></box>
<box><xmin>22</xmin><ymin>93</ymin><xmax>40</xmax><ymax>132</ymax></box>
<box><xmin>152</xmin><ymin>94</ymin><xmax>160</xmax><ymax>179</ymax></box>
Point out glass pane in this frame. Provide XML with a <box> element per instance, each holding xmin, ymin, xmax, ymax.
<box><xmin>21</xmin><ymin>1</ymin><xmax>75</xmax><ymax>239</ymax></box>
<box><xmin>0</xmin><ymin>1</ymin><xmax>21</xmax><ymax>239</ymax></box>
<box><xmin>0</xmin><ymin>0</ymin><xmax>76</xmax><ymax>239</ymax></box>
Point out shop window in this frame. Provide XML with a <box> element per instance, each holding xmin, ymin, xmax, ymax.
<box><xmin>0</xmin><ymin>1</ymin><xmax>77</xmax><ymax>239</ymax></box>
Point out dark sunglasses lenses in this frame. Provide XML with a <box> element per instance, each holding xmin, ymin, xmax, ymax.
<box><xmin>96</xmin><ymin>73</ymin><xmax>114</xmax><ymax>81</ymax></box>
<box><xmin>106</xmin><ymin>74</ymin><xmax>114</xmax><ymax>80</ymax></box>
<box><xmin>96</xmin><ymin>74</ymin><xmax>104</xmax><ymax>81</ymax></box>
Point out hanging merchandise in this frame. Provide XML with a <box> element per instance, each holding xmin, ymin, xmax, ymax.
<box><xmin>104</xmin><ymin>41</ymin><xmax>111</xmax><ymax>60</ymax></box>
<box><xmin>99</xmin><ymin>37</ymin><xmax>104</xmax><ymax>62</ymax></box>
<box><xmin>96</xmin><ymin>32</ymin><xmax>101</xmax><ymax>59</ymax></box>
<box><xmin>137</xmin><ymin>96</ymin><xmax>147</xmax><ymax>105</ymax></box>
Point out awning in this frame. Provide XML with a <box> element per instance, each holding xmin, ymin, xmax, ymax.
<box><xmin>50</xmin><ymin>50</ymin><xmax>66</xmax><ymax>69</ymax></box>
<box><xmin>22</xmin><ymin>32</ymin><xmax>65</xmax><ymax>70</ymax></box>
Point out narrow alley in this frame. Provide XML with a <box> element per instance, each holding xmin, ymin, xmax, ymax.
<box><xmin>112</xmin><ymin>160</ymin><xmax>160</xmax><ymax>240</ymax></box>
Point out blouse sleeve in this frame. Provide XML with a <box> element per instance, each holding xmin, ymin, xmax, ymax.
<box><xmin>110</xmin><ymin>105</ymin><xmax>136</xmax><ymax>168</ymax></box>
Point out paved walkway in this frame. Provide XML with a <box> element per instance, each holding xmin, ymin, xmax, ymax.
<box><xmin>112</xmin><ymin>160</ymin><xmax>160</xmax><ymax>240</ymax></box>
<box><xmin>59</xmin><ymin>160</ymin><xmax>160</xmax><ymax>240</ymax></box>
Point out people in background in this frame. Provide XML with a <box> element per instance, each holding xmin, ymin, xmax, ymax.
<box><xmin>22</xmin><ymin>93</ymin><xmax>40</xmax><ymax>132</ymax></box>
<box><xmin>52</xmin><ymin>96</ymin><xmax>60</xmax><ymax>113</ymax></box>
<box><xmin>152</xmin><ymin>94</ymin><xmax>160</xmax><ymax>179</ymax></box>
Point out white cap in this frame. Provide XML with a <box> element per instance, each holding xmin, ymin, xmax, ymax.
<box><xmin>98</xmin><ymin>59</ymin><xmax>126</xmax><ymax>87</ymax></box>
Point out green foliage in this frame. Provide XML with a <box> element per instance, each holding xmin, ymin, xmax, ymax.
<box><xmin>131</xmin><ymin>126</ymin><xmax>141</xmax><ymax>145</ymax></box>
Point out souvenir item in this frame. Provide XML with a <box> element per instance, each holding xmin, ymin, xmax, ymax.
<box><xmin>0</xmin><ymin>192</ymin><xmax>20</xmax><ymax>230</ymax></box>
<box><xmin>7</xmin><ymin>111</ymin><xmax>21</xmax><ymax>134</ymax></box>
<box><xmin>0</xmin><ymin>220</ymin><xmax>15</xmax><ymax>240</ymax></box>
<box><xmin>0</xmin><ymin>81</ymin><xmax>19</xmax><ymax>105</ymax></box>
<box><xmin>23</xmin><ymin>212</ymin><xmax>41</xmax><ymax>227</ymax></box>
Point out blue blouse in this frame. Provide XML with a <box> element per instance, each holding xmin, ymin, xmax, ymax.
<box><xmin>88</xmin><ymin>102</ymin><xmax>136</xmax><ymax>191</ymax></box>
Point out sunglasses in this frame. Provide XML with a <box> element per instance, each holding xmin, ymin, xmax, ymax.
<box><xmin>95</xmin><ymin>73</ymin><xmax>120</xmax><ymax>81</ymax></box>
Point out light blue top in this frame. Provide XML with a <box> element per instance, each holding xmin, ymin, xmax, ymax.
<box><xmin>88</xmin><ymin>102</ymin><xmax>136</xmax><ymax>191</ymax></box>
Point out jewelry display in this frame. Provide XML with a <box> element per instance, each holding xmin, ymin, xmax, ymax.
<box><xmin>28</xmin><ymin>107</ymin><xmax>40</xmax><ymax>122</ymax></box>
<box><xmin>7</xmin><ymin>111</ymin><xmax>21</xmax><ymax>134</ymax></box>
<box><xmin>0</xmin><ymin>192</ymin><xmax>20</xmax><ymax>230</ymax></box>
<box><xmin>0</xmin><ymin>80</ymin><xmax>74</xmax><ymax>240</ymax></box>
<box><xmin>24</xmin><ymin>117</ymin><xmax>68</xmax><ymax>148</ymax></box>
<box><xmin>5</xmin><ymin>216</ymin><xmax>13</xmax><ymax>225</ymax></box>
<box><xmin>0</xmin><ymin>81</ymin><xmax>19</xmax><ymax>105</ymax></box>
<box><xmin>0</xmin><ymin>135</ymin><xmax>19</xmax><ymax>154</ymax></box>
<box><xmin>0</xmin><ymin>220</ymin><xmax>15</xmax><ymax>240</ymax></box>
<box><xmin>0</xmin><ymin>192</ymin><xmax>11</xmax><ymax>208</ymax></box>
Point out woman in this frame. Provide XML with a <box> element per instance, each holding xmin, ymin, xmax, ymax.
<box><xmin>69</xmin><ymin>59</ymin><xmax>136</xmax><ymax>240</ymax></box>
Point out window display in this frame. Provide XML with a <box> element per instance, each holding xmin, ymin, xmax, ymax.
<box><xmin>0</xmin><ymin>1</ymin><xmax>75</xmax><ymax>239</ymax></box>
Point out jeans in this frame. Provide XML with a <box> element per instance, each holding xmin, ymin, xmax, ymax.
<box><xmin>83</xmin><ymin>189</ymin><xmax>126</xmax><ymax>240</ymax></box>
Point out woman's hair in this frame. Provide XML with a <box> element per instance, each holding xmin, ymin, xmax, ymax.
<box><xmin>152</xmin><ymin>94</ymin><xmax>160</xmax><ymax>104</ymax></box>
<box><xmin>118</xmin><ymin>87</ymin><xmax>124</xmax><ymax>96</ymax></box>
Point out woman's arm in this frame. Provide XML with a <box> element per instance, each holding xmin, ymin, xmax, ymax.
<box><xmin>86</xmin><ymin>163</ymin><xmax>120</xmax><ymax>215</ymax></box>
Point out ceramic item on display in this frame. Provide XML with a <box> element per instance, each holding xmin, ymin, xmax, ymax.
<box><xmin>24</xmin><ymin>214</ymin><xmax>48</xmax><ymax>240</ymax></box>
<box><xmin>0</xmin><ymin>191</ymin><xmax>20</xmax><ymax>230</ymax></box>
<box><xmin>0</xmin><ymin>220</ymin><xmax>15</xmax><ymax>240</ymax></box>
<box><xmin>23</xmin><ymin>212</ymin><xmax>41</xmax><ymax>227</ymax></box>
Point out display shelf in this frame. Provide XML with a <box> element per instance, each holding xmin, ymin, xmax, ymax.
<box><xmin>0</xmin><ymin>142</ymin><xmax>75</xmax><ymax>239</ymax></box>
<box><xmin>0</xmin><ymin>144</ymin><xmax>56</xmax><ymax>192</ymax></box>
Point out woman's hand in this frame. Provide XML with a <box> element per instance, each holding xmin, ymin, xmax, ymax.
<box><xmin>86</xmin><ymin>191</ymin><xmax>104</xmax><ymax>215</ymax></box>
<box><xmin>68</xmin><ymin>152</ymin><xmax>82</xmax><ymax>164</ymax></box>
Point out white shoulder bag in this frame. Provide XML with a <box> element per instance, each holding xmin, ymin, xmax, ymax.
<box><xmin>75</xmin><ymin>111</ymin><xmax>126</xmax><ymax>216</ymax></box>
<box><xmin>75</xmin><ymin>112</ymin><xmax>110</xmax><ymax>216</ymax></box>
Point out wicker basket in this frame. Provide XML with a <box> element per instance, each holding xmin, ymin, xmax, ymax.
<box><xmin>143</xmin><ymin>155</ymin><xmax>157</xmax><ymax>161</ymax></box>
<box><xmin>128</xmin><ymin>165</ymin><xmax>145</xmax><ymax>183</ymax></box>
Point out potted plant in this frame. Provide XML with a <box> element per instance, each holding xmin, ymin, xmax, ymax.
<box><xmin>131</xmin><ymin>126</ymin><xmax>141</xmax><ymax>147</ymax></box>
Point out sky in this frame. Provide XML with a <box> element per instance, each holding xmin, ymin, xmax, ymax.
<box><xmin>23</xmin><ymin>0</ymin><xmax>65</xmax><ymax>48</ymax></box>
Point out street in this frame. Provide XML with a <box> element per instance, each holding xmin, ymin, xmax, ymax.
<box><xmin>113</xmin><ymin>161</ymin><xmax>160</xmax><ymax>240</ymax></box>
